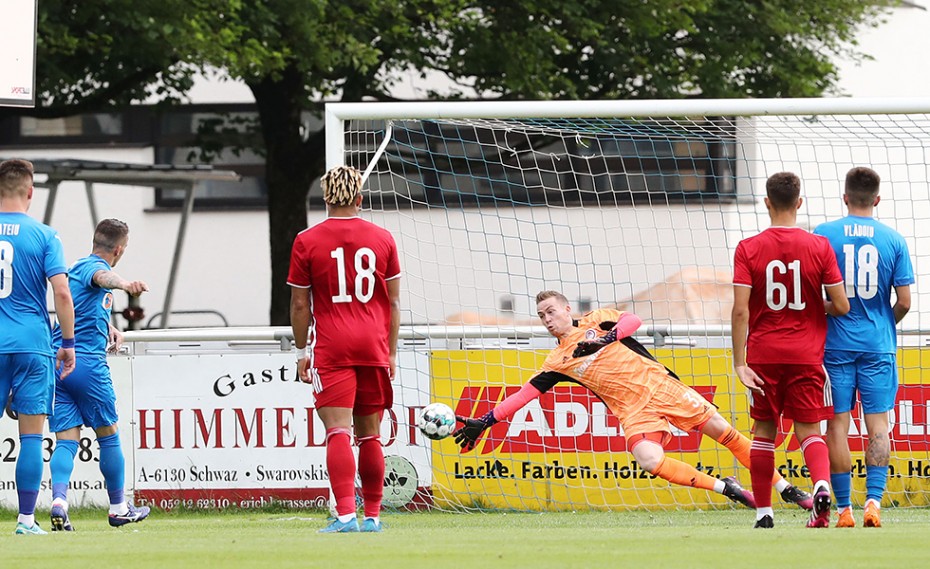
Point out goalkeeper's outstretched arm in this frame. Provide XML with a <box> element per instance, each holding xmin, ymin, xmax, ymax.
<box><xmin>454</xmin><ymin>373</ymin><xmax>564</xmax><ymax>450</ymax></box>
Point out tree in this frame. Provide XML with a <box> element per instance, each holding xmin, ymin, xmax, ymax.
<box><xmin>10</xmin><ymin>0</ymin><xmax>890</xmax><ymax>324</ymax></box>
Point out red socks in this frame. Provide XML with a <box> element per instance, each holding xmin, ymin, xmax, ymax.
<box><xmin>325</xmin><ymin>428</ymin><xmax>356</xmax><ymax>517</ymax></box>
<box><xmin>800</xmin><ymin>435</ymin><xmax>830</xmax><ymax>487</ymax></box>
<box><xmin>357</xmin><ymin>435</ymin><xmax>384</xmax><ymax>518</ymax></box>
<box><xmin>750</xmin><ymin>437</ymin><xmax>776</xmax><ymax>508</ymax></box>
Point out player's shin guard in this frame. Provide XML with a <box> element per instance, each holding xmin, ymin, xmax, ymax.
<box><xmin>98</xmin><ymin>432</ymin><xmax>126</xmax><ymax>507</ymax></box>
<box><xmin>800</xmin><ymin>435</ymin><xmax>830</xmax><ymax>490</ymax></box>
<box><xmin>652</xmin><ymin>456</ymin><xmax>718</xmax><ymax>491</ymax></box>
<box><xmin>16</xmin><ymin>434</ymin><xmax>43</xmax><ymax>517</ymax></box>
<box><xmin>357</xmin><ymin>435</ymin><xmax>384</xmax><ymax>518</ymax></box>
<box><xmin>715</xmin><ymin>426</ymin><xmax>788</xmax><ymax>489</ymax></box>
<box><xmin>325</xmin><ymin>428</ymin><xmax>357</xmax><ymax>517</ymax></box>
<box><xmin>866</xmin><ymin>465</ymin><xmax>889</xmax><ymax>504</ymax></box>
<box><xmin>750</xmin><ymin>437</ymin><xmax>776</xmax><ymax>509</ymax></box>
<box><xmin>831</xmin><ymin>471</ymin><xmax>852</xmax><ymax>509</ymax></box>
<box><xmin>50</xmin><ymin>439</ymin><xmax>80</xmax><ymax>503</ymax></box>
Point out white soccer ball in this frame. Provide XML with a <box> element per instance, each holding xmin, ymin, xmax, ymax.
<box><xmin>417</xmin><ymin>402</ymin><xmax>457</xmax><ymax>441</ymax></box>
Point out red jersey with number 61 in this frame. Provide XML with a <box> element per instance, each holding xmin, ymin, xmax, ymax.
<box><xmin>733</xmin><ymin>226</ymin><xmax>843</xmax><ymax>365</ymax></box>
<box><xmin>287</xmin><ymin>217</ymin><xmax>401</xmax><ymax>368</ymax></box>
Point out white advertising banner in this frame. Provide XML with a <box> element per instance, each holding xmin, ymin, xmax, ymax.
<box><xmin>0</xmin><ymin>347</ymin><xmax>433</xmax><ymax>511</ymax></box>
<box><xmin>129</xmin><ymin>350</ymin><xmax>433</xmax><ymax>510</ymax></box>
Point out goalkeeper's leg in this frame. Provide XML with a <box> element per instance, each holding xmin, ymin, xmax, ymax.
<box><xmin>629</xmin><ymin>435</ymin><xmax>754</xmax><ymax>507</ymax></box>
<box><xmin>698</xmin><ymin>413</ymin><xmax>812</xmax><ymax>509</ymax></box>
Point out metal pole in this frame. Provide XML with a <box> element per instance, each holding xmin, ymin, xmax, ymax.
<box><xmin>42</xmin><ymin>181</ymin><xmax>59</xmax><ymax>225</ymax></box>
<box><xmin>84</xmin><ymin>181</ymin><xmax>99</xmax><ymax>227</ymax></box>
<box><xmin>160</xmin><ymin>184</ymin><xmax>197</xmax><ymax>329</ymax></box>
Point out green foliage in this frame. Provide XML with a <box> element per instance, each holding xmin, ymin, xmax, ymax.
<box><xmin>16</xmin><ymin>0</ymin><xmax>896</xmax><ymax>323</ymax></box>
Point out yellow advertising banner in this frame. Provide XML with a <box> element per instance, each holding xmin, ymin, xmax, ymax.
<box><xmin>427</xmin><ymin>348</ymin><xmax>930</xmax><ymax>511</ymax></box>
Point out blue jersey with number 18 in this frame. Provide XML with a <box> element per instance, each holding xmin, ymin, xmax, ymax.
<box><xmin>0</xmin><ymin>212</ymin><xmax>68</xmax><ymax>355</ymax></box>
<box><xmin>814</xmin><ymin>215</ymin><xmax>914</xmax><ymax>354</ymax></box>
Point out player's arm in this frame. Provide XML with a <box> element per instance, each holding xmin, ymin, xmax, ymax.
<box><xmin>453</xmin><ymin>372</ymin><xmax>563</xmax><ymax>450</ymax></box>
<box><xmin>823</xmin><ymin>283</ymin><xmax>850</xmax><ymax>317</ymax></box>
<box><xmin>573</xmin><ymin>312</ymin><xmax>643</xmax><ymax>357</ymax></box>
<box><xmin>893</xmin><ymin>284</ymin><xmax>911</xmax><ymax>323</ymax></box>
<box><xmin>92</xmin><ymin>270</ymin><xmax>148</xmax><ymax>297</ymax></box>
<box><xmin>50</xmin><ymin>273</ymin><xmax>76</xmax><ymax>380</ymax></box>
<box><xmin>290</xmin><ymin>285</ymin><xmax>311</xmax><ymax>382</ymax></box>
<box><xmin>387</xmin><ymin>276</ymin><xmax>401</xmax><ymax>380</ymax></box>
<box><xmin>731</xmin><ymin>284</ymin><xmax>764</xmax><ymax>395</ymax></box>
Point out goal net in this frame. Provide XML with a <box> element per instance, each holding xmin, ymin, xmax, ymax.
<box><xmin>326</xmin><ymin>99</ymin><xmax>930</xmax><ymax>512</ymax></box>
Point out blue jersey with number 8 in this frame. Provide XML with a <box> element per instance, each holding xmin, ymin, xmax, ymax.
<box><xmin>814</xmin><ymin>215</ymin><xmax>914</xmax><ymax>354</ymax></box>
<box><xmin>0</xmin><ymin>212</ymin><xmax>68</xmax><ymax>356</ymax></box>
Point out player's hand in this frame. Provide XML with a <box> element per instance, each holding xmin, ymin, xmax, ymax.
<box><xmin>453</xmin><ymin>411</ymin><xmax>497</xmax><ymax>451</ymax></box>
<box><xmin>108</xmin><ymin>327</ymin><xmax>124</xmax><ymax>353</ymax></box>
<box><xmin>57</xmin><ymin>347</ymin><xmax>76</xmax><ymax>380</ymax></box>
<box><xmin>297</xmin><ymin>356</ymin><xmax>310</xmax><ymax>383</ymax></box>
<box><xmin>572</xmin><ymin>328</ymin><xmax>617</xmax><ymax>358</ymax></box>
<box><xmin>388</xmin><ymin>354</ymin><xmax>397</xmax><ymax>381</ymax></box>
<box><xmin>124</xmin><ymin>280</ymin><xmax>149</xmax><ymax>297</ymax></box>
<box><xmin>735</xmin><ymin>365</ymin><xmax>765</xmax><ymax>396</ymax></box>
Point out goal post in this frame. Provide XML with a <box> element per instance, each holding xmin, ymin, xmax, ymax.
<box><xmin>324</xmin><ymin>98</ymin><xmax>930</xmax><ymax>511</ymax></box>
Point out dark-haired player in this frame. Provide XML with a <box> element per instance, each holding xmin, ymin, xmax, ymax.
<box><xmin>814</xmin><ymin>167</ymin><xmax>913</xmax><ymax>528</ymax></box>
<box><xmin>731</xmin><ymin>171</ymin><xmax>850</xmax><ymax>529</ymax></box>
<box><xmin>0</xmin><ymin>158</ymin><xmax>76</xmax><ymax>535</ymax></box>
<box><xmin>48</xmin><ymin>218</ymin><xmax>151</xmax><ymax>530</ymax></box>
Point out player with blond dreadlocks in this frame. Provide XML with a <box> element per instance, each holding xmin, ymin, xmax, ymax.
<box><xmin>288</xmin><ymin>166</ymin><xmax>402</xmax><ymax>533</ymax></box>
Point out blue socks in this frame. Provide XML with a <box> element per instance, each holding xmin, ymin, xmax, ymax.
<box><xmin>16</xmin><ymin>434</ymin><xmax>43</xmax><ymax>516</ymax></box>
<box><xmin>98</xmin><ymin>432</ymin><xmax>126</xmax><ymax>505</ymax></box>
<box><xmin>866</xmin><ymin>465</ymin><xmax>888</xmax><ymax>504</ymax></box>
<box><xmin>831</xmin><ymin>471</ymin><xmax>852</xmax><ymax>509</ymax></box>
<box><xmin>832</xmin><ymin>466</ymin><xmax>889</xmax><ymax>508</ymax></box>
<box><xmin>50</xmin><ymin>439</ymin><xmax>79</xmax><ymax>502</ymax></box>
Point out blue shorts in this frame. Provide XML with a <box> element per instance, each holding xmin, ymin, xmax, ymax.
<box><xmin>824</xmin><ymin>350</ymin><xmax>898</xmax><ymax>415</ymax></box>
<box><xmin>49</xmin><ymin>354</ymin><xmax>118</xmax><ymax>432</ymax></box>
<box><xmin>0</xmin><ymin>353</ymin><xmax>55</xmax><ymax>415</ymax></box>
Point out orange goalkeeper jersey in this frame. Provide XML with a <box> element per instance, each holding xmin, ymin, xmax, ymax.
<box><xmin>538</xmin><ymin>308</ymin><xmax>677</xmax><ymax>425</ymax></box>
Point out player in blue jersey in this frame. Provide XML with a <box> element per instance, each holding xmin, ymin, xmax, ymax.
<box><xmin>0</xmin><ymin>158</ymin><xmax>76</xmax><ymax>535</ymax></box>
<box><xmin>813</xmin><ymin>167</ymin><xmax>914</xmax><ymax>528</ymax></box>
<box><xmin>47</xmin><ymin>218</ymin><xmax>151</xmax><ymax>531</ymax></box>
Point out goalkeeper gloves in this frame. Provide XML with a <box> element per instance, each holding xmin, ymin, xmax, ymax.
<box><xmin>572</xmin><ymin>327</ymin><xmax>617</xmax><ymax>358</ymax></box>
<box><xmin>453</xmin><ymin>410</ymin><xmax>498</xmax><ymax>451</ymax></box>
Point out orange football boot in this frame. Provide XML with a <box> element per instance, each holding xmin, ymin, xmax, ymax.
<box><xmin>863</xmin><ymin>500</ymin><xmax>882</xmax><ymax>528</ymax></box>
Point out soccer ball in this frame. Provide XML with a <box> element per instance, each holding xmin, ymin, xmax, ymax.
<box><xmin>417</xmin><ymin>402</ymin><xmax>457</xmax><ymax>440</ymax></box>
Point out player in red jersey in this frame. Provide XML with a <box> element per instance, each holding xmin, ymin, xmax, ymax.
<box><xmin>731</xmin><ymin>172</ymin><xmax>850</xmax><ymax>529</ymax></box>
<box><xmin>288</xmin><ymin>166</ymin><xmax>401</xmax><ymax>533</ymax></box>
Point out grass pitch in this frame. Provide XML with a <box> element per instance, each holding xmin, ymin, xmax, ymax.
<box><xmin>0</xmin><ymin>507</ymin><xmax>926</xmax><ymax>568</ymax></box>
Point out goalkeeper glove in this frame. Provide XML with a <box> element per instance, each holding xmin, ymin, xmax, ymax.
<box><xmin>453</xmin><ymin>411</ymin><xmax>498</xmax><ymax>451</ymax></box>
<box><xmin>572</xmin><ymin>327</ymin><xmax>617</xmax><ymax>358</ymax></box>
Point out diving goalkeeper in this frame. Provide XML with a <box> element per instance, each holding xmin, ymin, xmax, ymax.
<box><xmin>454</xmin><ymin>290</ymin><xmax>813</xmax><ymax>510</ymax></box>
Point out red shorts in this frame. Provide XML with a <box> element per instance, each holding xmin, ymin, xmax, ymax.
<box><xmin>748</xmin><ymin>363</ymin><xmax>833</xmax><ymax>423</ymax></box>
<box><xmin>311</xmin><ymin>366</ymin><xmax>393</xmax><ymax>415</ymax></box>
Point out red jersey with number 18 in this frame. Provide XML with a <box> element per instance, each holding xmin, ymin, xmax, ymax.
<box><xmin>733</xmin><ymin>226</ymin><xmax>843</xmax><ymax>365</ymax></box>
<box><xmin>287</xmin><ymin>217</ymin><xmax>401</xmax><ymax>368</ymax></box>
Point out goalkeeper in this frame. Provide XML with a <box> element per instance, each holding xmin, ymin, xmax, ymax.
<box><xmin>454</xmin><ymin>290</ymin><xmax>812</xmax><ymax>510</ymax></box>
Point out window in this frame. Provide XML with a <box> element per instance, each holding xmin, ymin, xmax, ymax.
<box><xmin>360</xmin><ymin>118</ymin><xmax>738</xmax><ymax>209</ymax></box>
<box><xmin>153</xmin><ymin>106</ymin><xmax>266</xmax><ymax>208</ymax></box>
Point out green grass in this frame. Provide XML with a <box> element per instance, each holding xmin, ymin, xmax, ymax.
<box><xmin>1</xmin><ymin>507</ymin><xmax>927</xmax><ymax>568</ymax></box>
